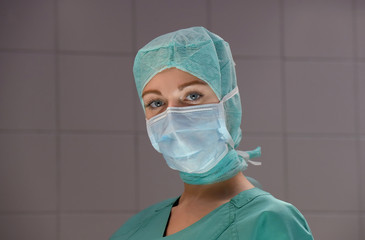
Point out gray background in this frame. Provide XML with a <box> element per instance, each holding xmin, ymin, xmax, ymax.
<box><xmin>0</xmin><ymin>0</ymin><xmax>364</xmax><ymax>239</ymax></box>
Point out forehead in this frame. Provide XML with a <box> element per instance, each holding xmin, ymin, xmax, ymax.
<box><xmin>142</xmin><ymin>68</ymin><xmax>207</xmax><ymax>92</ymax></box>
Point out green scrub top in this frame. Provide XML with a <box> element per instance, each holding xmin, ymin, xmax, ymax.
<box><xmin>110</xmin><ymin>188</ymin><xmax>313</xmax><ymax>240</ymax></box>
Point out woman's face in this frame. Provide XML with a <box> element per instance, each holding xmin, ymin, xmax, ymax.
<box><xmin>142</xmin><ymin>68</ymin><xmax>219</xmax><ymax>120</ymax></box>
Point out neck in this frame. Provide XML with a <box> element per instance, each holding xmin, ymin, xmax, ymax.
<box><xmin>178</xmin><ymin>172</ymin><xmax>254</xmax><ymax>205</ymax></box>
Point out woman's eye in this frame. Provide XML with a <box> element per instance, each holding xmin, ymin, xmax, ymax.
<box><xmin>149</xmin><ymin>100</ymin><xmax>164</xmax><ymax>108</ymax></box>
<box><xmin>186</xmin><ymin>92</ymin><xmax>202</xmax><ymax>101</ymax></box>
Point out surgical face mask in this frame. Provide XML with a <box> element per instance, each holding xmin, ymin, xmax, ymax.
<box><xmin>146</xmin><ymin>88</ymin><xmax>238</xmax><ymax>174</ymax></box>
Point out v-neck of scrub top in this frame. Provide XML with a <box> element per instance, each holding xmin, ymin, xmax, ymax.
<box><xmin>136</xmin><ymin>187</ymin><xmax>265</xmax><ymax>240</ymax></box>
<box><xmin>163</xmin><ymin>196</ymin><xmax>180</xmax><ymax>237</ymax></box>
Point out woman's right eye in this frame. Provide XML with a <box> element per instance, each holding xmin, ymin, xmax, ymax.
<box><xmin>148</xmin><ymin>100</ymin><xmax>164</xmax><ymax>108</ymax></box>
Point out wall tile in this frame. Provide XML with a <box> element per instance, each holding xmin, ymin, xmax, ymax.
<box><xmin>137</xmin><ymin>134</ymin><xmax>183</xmax><ymax>210</ymax></box>
<box><xmin>136</xmin><ymin>0</ymin><xmax>207</xmax><ymax>49</ymax></box>
<box><xmin>60</xmin><ymin>134</ymin><xmax>136</xmax><ymax>211</ymax></box>
<box><xmin>284</xmin><ymin>0</ymin><xmax>353</xmax><ymax>58</ymax></box>
<box><xmin>305</xmin><ymin>214</ymin><xmax>359</xmax><ymax>240</ymax></box>
<box><xmin>356</xmin><ymin>0</ymin><xmax>365</xmax><ymax>58</ymax></box>
<box><xmin>60</xmin><ymin>213</ymin><xmax>133</xmax><ymax>240</ymax></box>
<box><xmin>0</xmin><ymin>215</ymin><xmax>57</xmax><ymax>240</ymax></box>
<box><xmin>236</xmin><ymin>59</ymin><xmax>282</xmax><ymax>133</ymax></box>
<box><xmin>59</xmin><ymin>55</ymin><xmax>135</xmax><ymax>131</ymax></box>
<box><xmin>0</xmin><ymin>0</ymin><xmax>54</xmax><ymax>50</ymax></box>
<box><xmin>136</xmin><ymin>103</ymin><xmax>146</xmax><ymax>132</ymax></box>
<box><xmin>211</xmin><ymin>0</ymin><xmax>281</xmax><ymax>56</ymax></box>
<box><xmin>285</xmin><ymin>61</ymin><xmax>355</xmax><ymax>134</ymax></box>
<box><xmin>239</xmin><ymin>136</ymin><xmax>285</xmax><ymax>200</ymax></box>
<box><xmin>287</xmin><ymin>138</ymin><xmax>358</xmax><ymax>211</ymax></box>
<box><xmin>359</xmin><ymin>63</ymin><xmax>365</xmax><ymax>134</ymax></box>
<box><xmin>0</xmin><ymin>2</ymin><xmax>363</xmax><ymax>239</ymax></box>
<box><xmin>0</xmin><ymin>134</ymin><xmax>57</xmax><ymax>211</ymax></box>
<box><xmin>0</xmin><ymin>53</ymin><xmax>56</xmax><ymax>130</ymax></box>
<box><xmin>58</xmin><ymin>0</ymin><xmax>133</xmax><ymax>52</ymax></box>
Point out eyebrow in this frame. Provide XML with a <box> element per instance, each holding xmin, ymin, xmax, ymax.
<box><xmin>142</xmin><ymin>90</ymin><xmax>161</xmax><ymax>98</ymax></box>
<box><xmin>178</xmin><ymin>80</ymin><xmax>208</xmax><ymax>90</ymax></box>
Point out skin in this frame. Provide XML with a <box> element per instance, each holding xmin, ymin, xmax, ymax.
<box><xmin>142</xmin><ymin>67</ymin><xmax>254</xmax><ymax>236</ymax></box>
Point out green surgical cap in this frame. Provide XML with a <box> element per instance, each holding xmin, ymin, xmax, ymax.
<box><xmin>133</xmin><ymin>26</ymin><xmax>242</xmax><ymax>147</ymax></box>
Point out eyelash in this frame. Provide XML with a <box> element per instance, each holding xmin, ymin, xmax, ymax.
<box><xmin>145</xmin><ymin>99</ymin><xmax>164</xmax><ymax>109</ymax></box>
<box><xmin>144</xmin><ymin>91</ymin><xmax>204</xmax><ymax>110</ymax></box>
<box><xmin>184</xmin><ymin>92</ymin><xmax>203</xmax><ymax>102</ymax></box>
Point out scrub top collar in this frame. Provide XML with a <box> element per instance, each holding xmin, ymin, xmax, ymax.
<box><xmin>154</xmin><ymin>187</ymin><xmax>268</xmax><ymax>213</ymax></box>
<box><xmin>230</xmin><ymin>187</ymin><xmax>269</xmax><ymax>208</ymax></box>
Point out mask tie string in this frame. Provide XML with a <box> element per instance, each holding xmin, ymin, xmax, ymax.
<box><xmin>220</xmin><ymin>88</ymin><xmax>261</xmax><ymax>166</ymax></box>
<box><xmin>236</xmin><ymin>146</ymin><xmax>262</xmax><ymax>166</ymax></box>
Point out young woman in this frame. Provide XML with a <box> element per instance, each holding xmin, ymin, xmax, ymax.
<box><xmin>110</xmin><ymin>26</ymin><xmax>313</xmax><ymax>240</ymax></box>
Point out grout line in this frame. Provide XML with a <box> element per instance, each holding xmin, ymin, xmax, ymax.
<box><xmin>232</xmin><ymin>55</ymin><xmax>281</xmax><ymax>61</ymax></box>
<box><xmin>232</xmin><ymin>55</ymin><xmax>356</xmax><ymax>62</ymax></box>
<box><xmin>0</xmin><ymin>48</ymin><xmax>360</xmax><ymax>62</ymax></box>
<box><xmin>58</xmin><ymin>50</ymin><xmax>135</xmax><ymax>57</ymax></box>
<box><xmin>352</xmin><ymin>1</ymin><xmax>364</xmax><ymax>239</ymax></box>
<box><xmin>0</xmin><ymin>48</ymin><xmax>54</xmax><ymax>54</ymax></box>
<box><xmin>54</xmin><ymin>0</ymin><xmax>61</xmax><ymax>239</ymax></box>
<box><xmin>0</xmin><ymin>212</ymin><xmax>59</xmax><ymax>216</ymax></box>
<box><xmin>131</xmin><ymin>0</ymin><xmax>140</xmax><ymax>212</ymax></box>
<box><xmin>0</xmin><ymin>129</ymin><xmax>137</xmax><ymax>135</ymax></box>
<box><xmin>278</xmin><ymin>0</ymin><xmax>289</xmax><ymax>201</ymax></box>
<box><xmin>0</xmin><ymin>210</ymin><xmax>138</xmax><ymax>215</ymax></box>
<box><xmin>2</xmin><ymin>209</ymin><xmax>365</xmax><ymax>216</ymax></box>
<box><xmin>58</xmin><ymin>130</ymin><xmax>136</xmax><ymax>135</ymax></box>
<box><xmin>133</xmin><ymin>131</ymin><xmax>364</xmax><ymax>139</ymax></box>
<box><xmin>0</xmin><ymin>129</ymin><xmax>58</xmax><ymax>134</ymax></box>
<box><xmin>285</xmin><ymin>133</ymin><xmax>359</xmax><ymax>139</ymax></box>
<box><xmin>301</xmin><ymin>210</ymin><xmax>365</xmax><ymax>216</ymax></box>
<box><xmin>60</xmin><ymin>210</ymin><xmax>139</xmax><ymax>215</ymax></box>
<box><xmin>247</xmin><ymin>132</ymin><xmax>359</xmax><ymax>139</ymax></box>
<box><xmin>0</xmin><ymin>48</ymin><xmax>134</xmax><ymax>57</ymax></box>
<box><xmin>283</xmin><ymin>56</ymin><xmax>354</xmax><ymax>62</ymax></box>
<box><xmin>1</xmin><ymin>129</ymin><xmax>363</xmax><ymax>139</ymax></box>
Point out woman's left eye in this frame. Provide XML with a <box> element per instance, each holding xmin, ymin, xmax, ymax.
<box><xmin>185</xmin><ymin>92</ymin><xmax>202</xmax><ymax>101</ymax></box>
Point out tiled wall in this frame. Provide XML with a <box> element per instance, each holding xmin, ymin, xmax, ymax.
<box><xmin>0</xmin><ymin>0</ymin><xmax>364</xmax><ymax>239</ymax></box>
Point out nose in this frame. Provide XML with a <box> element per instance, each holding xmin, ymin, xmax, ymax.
<box><xmin>166</xmin><ymin>98</ymin><xmax>183</xmax><ymax>108</ymax></box>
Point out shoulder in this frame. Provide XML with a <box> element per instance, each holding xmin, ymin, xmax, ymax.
<box><xmin>109</xmin><ymin>197</ymin><xmax>177</xmax><ymax>240</ymax></box>
<box><xmin>234</xmin><ymin>189</ymin><xmax>313</xmax><ymax>240</ymax></box>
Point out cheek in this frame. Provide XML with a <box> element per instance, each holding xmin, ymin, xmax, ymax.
<box><xmin>145</xmin><ymin>107</ymin><xmax>166</xmax><ymax>120</ymax></box>
<box><xmin>206</xmin><ymin>92</ymin><xmax>219</xmax><ymax>103</ymax></box>
<box><xmin>145</xmin><ymin>110</ymin><xmax>153</xmax><ymax>120</ymax></box>
<box><xmin>200</xmin><ymin>87</ymin><xmax>219</xmax><ymax>103</ymax></box>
